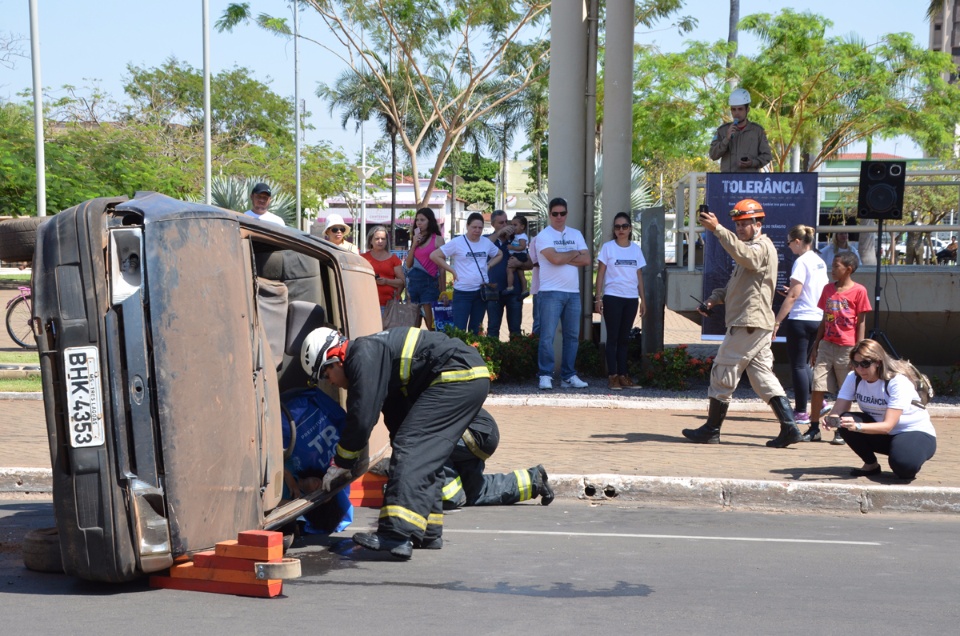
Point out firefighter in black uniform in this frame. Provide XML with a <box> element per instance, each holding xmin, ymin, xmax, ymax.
<box><xmin>302</xmin><ymin>326</ymin><xmax>492</xmax><ymax>560</ymax></box>
<box><xmin>441</xmin><ymin>408</ymin><xmax>555</xmax><ymax>509</ymax></box>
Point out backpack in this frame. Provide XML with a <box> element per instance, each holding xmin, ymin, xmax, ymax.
<box><xmin>855</xmin><ymin>361</ymin><xmax>934</xmax><ymax>409</ymax></box>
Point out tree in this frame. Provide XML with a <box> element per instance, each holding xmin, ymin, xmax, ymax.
<box><xmin>456</xmin><ymin>179</ymin><xmax>496</xmax><ymax>211</ymax></box>
<box><xmin>219</xmin><ymin>0</ymin><xmax>550</xmax><ymax>208</ymax></box>
<box><xmin>736</xmin><ymin>10</ymin><xmax>960</xmax><ymax>170</ymax></box>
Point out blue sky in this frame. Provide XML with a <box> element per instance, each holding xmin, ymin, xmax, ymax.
<box><xmin>1</xmin><ymin>1</ymin><xmax>934</xmax><ymax>160</ymax></box>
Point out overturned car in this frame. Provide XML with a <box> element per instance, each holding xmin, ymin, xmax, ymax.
<box><xmin>32</xmin><ymin>193</ymin><xmax>387</xmax><ymax>582</ymax></box>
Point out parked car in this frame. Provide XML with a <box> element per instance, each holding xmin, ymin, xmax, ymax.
<box><xmin>31</xmin><ymin>193</ymin><xmax>387</xmax><ymax>582</ymax></box>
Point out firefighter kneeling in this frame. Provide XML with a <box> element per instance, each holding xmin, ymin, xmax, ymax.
<box><xmin>302</xmin><ymin>326</ymin><xmax>493</xmax><ymax>560</ymax></box>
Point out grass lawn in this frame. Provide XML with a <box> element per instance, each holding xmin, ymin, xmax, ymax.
<box><xmin>0</xmin><ymin>273</ymin><xmax>31</xmax><ymax>282</ymax></box>
<box><xmin>0</xmin><ymin>374</ymin><xmax>41</xmax><ymax>392</ymax></box>
<box><xmin>0</xmin><ymin>351</ymin><xmax>40</xmax><ymax>365</ymax></box>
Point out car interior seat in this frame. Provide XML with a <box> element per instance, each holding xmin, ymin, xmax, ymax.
<box><xmin>278</xmin><ymin>300</ymin><xmax>328</xmax><ymax>393</ymax></box>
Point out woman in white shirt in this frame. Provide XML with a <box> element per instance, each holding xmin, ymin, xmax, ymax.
<box><xmin>431</xmin><ymin>212</ymin><xmax>502</xmax><ymax>334</ymax></box>
<box><xmin>819</xmin><ymin>231</ymin><xmax>861</xmax><ymax>267</ymax></box>
<box><xmin>594</xmin><ymin>212</ymin><xmax>646</xmax><ymax>391</ymax></box>
<box><xmin>773</xmin><ymin>225</ymin><xmax>829</xmax><ymax>436</ymax></box>
<box><xmin>824</xmin><ymin>339</ymin><xmax>936</xmax><ymax>480</ymax></box>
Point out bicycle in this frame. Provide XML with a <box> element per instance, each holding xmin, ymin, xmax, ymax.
<box><xmin>5</xmin><ymin>286</ymin><xmax>36</xmax><ymax>349</ymax></box>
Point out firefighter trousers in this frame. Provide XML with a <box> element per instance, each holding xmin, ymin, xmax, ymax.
<box><xmin>379</xmin><ymin>376</ymin><xmax>490</xmax><ymax>542</ymax></box>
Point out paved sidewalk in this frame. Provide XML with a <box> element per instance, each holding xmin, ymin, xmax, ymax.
<box><xmin>3</xmin><ymin>392</ymin><xmax>959</xmax><ymax>513</ymax></box>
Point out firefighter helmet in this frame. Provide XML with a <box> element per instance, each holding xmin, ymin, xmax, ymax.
<box><xmin>729</xmin><ymin>199</ymin><xmax>765</xmax><ymax>221</ymax></box>
<box><xmin>301</xmin><ymin>327</ymin><xmax>348</xmax><ymax>381</ymax></box>
<box><xmin>729</xmin><ymin>88</ymin><xmax>751</xmax><ymax>106</ymax></box>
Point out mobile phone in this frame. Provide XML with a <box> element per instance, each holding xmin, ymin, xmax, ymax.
<box><xmin>741</xmin><ymin>156</ymin><xmax>749</xmax><ymax>162</ymax></box>
<box><xmin>697</xmin><ymin>204</ymin><xmax>709</xmax><ymax>214</ymax></box>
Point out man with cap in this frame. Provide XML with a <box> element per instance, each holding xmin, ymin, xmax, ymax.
<box><xmin>709</xmin><ymin>88</ymin><xmax>772</xmax><ymax>173</ymax></box>
<box><xmin>682</xmin><ymin>199</ymin><xmax>803</xmax><ymax>448</ymax></box>
<box><xmin>245</xmin><ymin>182</ymin><xmax>286</xmax><ymax>226</ymax></box>
<box><xmin>321</xmin><ymin>213</ymin><xmax>359</xmax><ymax>253</ymax></box>
<box><xmin>302</xmin><ymin>325</ymin><xmax>492</xmax><ymax>560</ymax></box>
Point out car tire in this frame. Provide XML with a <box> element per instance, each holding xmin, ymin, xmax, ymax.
<box><xmin>0</xmin><ymin>217</ymin><xmax>48</xmax><ymax>263</ymax></box>
<box><xmin>22</xmin><ymin>527</ymin><xmax>64</xmax><ymax>574</ymax></box>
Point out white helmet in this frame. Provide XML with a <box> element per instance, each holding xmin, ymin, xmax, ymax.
<box><xmin>729</xmin><ymin>88</ymin><xmax>751</xmax><ymax>107</ymax></box>
<box><xmin>301</xmin><ymin>327</ymin><xmax>347</xmax><ymax>381</ymax></box>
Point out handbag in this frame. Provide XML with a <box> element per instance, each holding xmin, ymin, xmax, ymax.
<box><xmin>465</xmin><ymin>235</ymin><xmax>499</xmax><ymax>302</ymax></box>
<box><xmin>382</xmin><ymin>291</ymin><xmax>421</xmax><ymax>329</ymax></box>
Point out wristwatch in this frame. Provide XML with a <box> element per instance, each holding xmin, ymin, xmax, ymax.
<box><xmin>855</xmin><ymin>422</ymin><xmax>863</xmax><ymax>431</ymax></box>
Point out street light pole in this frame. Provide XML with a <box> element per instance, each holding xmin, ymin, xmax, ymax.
<box><xmin>352</xmin><ymin>146</ymin><xmax>378</xmax><ymax>254</ymax></box>
<box><xmin>294</xmin><ymin>0</ymin><xmax>302</xmax><ymax>230</ymax></box>
<box><xmin>28</xmin><ymin>0</ymin><xmax>46</xmax><ymax>217</ymax></box>
<box><xmin>202</xmin><ymin>0</ymin><xmax>212</xmax><ymax>205</ymax></box>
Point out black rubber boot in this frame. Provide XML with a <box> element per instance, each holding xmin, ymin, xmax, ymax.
<box><xmin>535</xmin><ymin>465</ymin><xmax>555</xmax><ymax>506</ymax></box>
<box><xmin>412</xmin><ymin>536</ymin><xmax>443</xmax><ymax>550</ymax></box>
<box><xmin>353</xmin><ymin>532</ymin><xmax>413</xmax><ymax>559</ymax></box>
<box><xmin>766</xmin><ymin>396</ymin><xmax>803</xmax><ymax>448</ymax></box>
<box><xmin>682</xmin><ymin>398</ymin><xmax>728</xmax><ymax>444</ymax></box>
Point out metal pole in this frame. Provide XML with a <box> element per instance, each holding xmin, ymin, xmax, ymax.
<box><xmin>581</xmin><ymin>0</ymin><xmax>598</xmax><ymax>341</ymax></box>
<box><xmin>294</xmin><ymin>0</ymin><xmax>302</xmax><ymax>230</ymax></box>
<box><xmin>360</xmin><ymin>144</ymin><xmax>367</xmax><ymax>252</ymax></box>
<box><xmin>202</xmin><ymin>0</ymin><xmax>212</xmax><ymax>205</ymax></box>
<box><xmin>28</xmin><ymin>0</ymin><xmax>46</xmax><ymax>217</ymax></box>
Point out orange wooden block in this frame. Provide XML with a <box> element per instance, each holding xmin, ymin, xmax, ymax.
<box><xmin>348</xmin><ymin>473</ymin><xmax>387</xmax><ymax>508</ymax></box>
<box><xmin>215</xmin><ymin>539</ymin><xmax>283</xmax><ymax>562</ymax></box>
<box><xmin>150</xmin><ymin>574</ymin><xmax>282</xmax><ymax>598</ymax></box>
<box><xmin>237</xmin><ymin>530</ymin><xmax>282</xmax><ymax>548</ymax></box>
<box><xmin>169</xmin><ymin>562</ymin><xmax>279</xmax><ymax>586</ymax></box>
<box><xmin>193</xmin><ymin>550</ymin><xmax>280</xmax><ymax>572</ymax></box>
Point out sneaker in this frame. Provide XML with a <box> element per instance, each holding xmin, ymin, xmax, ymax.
<box><xmin>795</xmin><ymin>412</ymin><xmax>810</xmax><ymax>424</ymax></box>
<box><xmin>561</xmin><ymin>375</ymin><xmax>588</xmax><ymax>389</ymax></box>
<box><xmin>607</xmin><ymin>375</ymin><xmax>622</xmax><ymax>391</ymax></box>
<box><xmin>519</xmin><ymin>290</ymin><xmax>530</xmax><ymax>300</ymax></box>
<box><xmin>619</xmin><ymin>375</ymin><xmax>637</xmax><ymax>389</ymax></box>
<box><xmin>538</xmin><ymin>375</ymin><xmax>553</xmax><ymax>390</ymax></box>
<box><xmin>829</xmin><ymin>430</ymin><xmax>846</xmax><ymax>446</ymax></box>
<box><xmin>504</xmin><ymin>286</ymin><xmax>515</xmax><ymax>293</ymax></box>
<box><xmin>820</xmin><ymin>400</ymin><xmax>833</xmax><ymax>417</ymax></box>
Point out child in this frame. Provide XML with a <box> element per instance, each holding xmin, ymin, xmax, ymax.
<box><xmin>804</xmin><ymin>252</ymin><xmax>872</xmax><ymax>444</ymax></box>
<box><xmin>504</xmin><ymin>216</ymin><xmax>529</xmax><ymax>297</ymax></box>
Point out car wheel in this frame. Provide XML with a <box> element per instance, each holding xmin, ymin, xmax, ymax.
<box><xmin>22</xmin><ymin>527</ymin><xmax>64</xmax><ymax>574</ymax></box>
<box><xmin>0</xmin><ymin>217</ymin><xmax>48</xmax><ymax>263</ymax></box>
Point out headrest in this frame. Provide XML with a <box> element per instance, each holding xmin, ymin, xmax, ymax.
<box><xmin>285</xmin><ymin>301</ymin><xmax>327</xmax><ymax>357</ymax></box>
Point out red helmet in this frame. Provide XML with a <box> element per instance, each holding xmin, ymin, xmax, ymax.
<box><xmin>729</xmin><ymin>199</ymin><xmax>765</xmax><ymax>221</ymax></box>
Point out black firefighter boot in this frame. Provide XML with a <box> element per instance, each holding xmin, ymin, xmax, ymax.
<box><xmin>766</xmin><ymin>396</ymin><xmax>803</xmax><ymax>448</ymax></box>
<box><xmin>682</xmin><ymin>398</ymin><xmax>728</xmax><ymax>444</ymax></box>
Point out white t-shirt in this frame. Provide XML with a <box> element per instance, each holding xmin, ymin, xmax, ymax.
<box><xmin>536</xmin><ymin>225</ymin><xmax>587</xmax><ymax>293</ymax></box>
<box><xmin>788</xmin><ymin>250</ymin><xmax>828</xmax><ymax>321</ymax></box>
<box><xmin>598</xmin><ymin>240</ymin><xmax>646</xmax><ymax>299</ymax></box>
<box><xmin>244</xmin><ymin>210</ymin><xmax>286</xmax><ymax>227</ymax></box>
<box><xmin>439</xmin><ymin>235</ymin><xmax>500</xmax><ymax>291</ymax></box>
<box><xmin>837</xmin><ymin>372</ymin><xmax>936</xmax><ymax>437</ymax></box>
<box><xmin>510</xmin><ymin>232</ymin><xmax>529</xmax><ymax>254</ymax></box>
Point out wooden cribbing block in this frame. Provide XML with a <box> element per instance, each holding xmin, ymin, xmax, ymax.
<box><xmin>168</xmin><ymin>561</ymin><xmax>279</xmax><ymax>586</ymax></box>
<box><xmin>237</xmin><ymin>530</ymin><xmax>282</xmax><ymax>548</ymax></box>
<box><xmin>215</xmin><ymin>539</ymin><xmax>283</xmax><ymax>561</ymax></box>
<box><xmin>348</xmin><ymin>473</ymin><xmax>387</xmax><ymax>508</ymax></box>
<box><xmin>193</xmin><ymin>550</ymin><xmax>281</xmax><ymax>573</ymax></box>
<box><xmin>150</xmin><ymin>575</ymin><xmax>282</xmax><ymax>598</ymax></box>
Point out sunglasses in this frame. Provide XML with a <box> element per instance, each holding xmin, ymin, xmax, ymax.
<box><xmin>852</xmin><ymin>359</ymin><xmax>876</xmax><ymax>369</ymax></box>
<box><xmin>329</xmin><ymin>227</ymin><xmax>346</xmax><ymax>233</ymax></box>
<box><xmin>551</xmin><ymin>211</ymin><xmax>568</xmax><ymax>217</ymax></box>
<box><xmin>614</xmin><ymin>223</ymin><xmax>630</xmax><ymax>230</ymax></box>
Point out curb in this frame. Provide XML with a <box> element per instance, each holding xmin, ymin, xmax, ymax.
<box><xmin>5</xmin><ymin>468</ymin><xmax>960</xmax><ymax>515</ymax></box>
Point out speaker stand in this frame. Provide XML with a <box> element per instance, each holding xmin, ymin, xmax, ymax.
<box><xmin>869</xmin><ymin>219</ymin><xmax>899</xmax><ymax>359</ymax></box>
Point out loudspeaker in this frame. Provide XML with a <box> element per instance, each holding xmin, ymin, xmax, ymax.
<box><xmin>857</xmin><ymin>161</ymin><xmax>905</xmax><ymax>220</ymax></box>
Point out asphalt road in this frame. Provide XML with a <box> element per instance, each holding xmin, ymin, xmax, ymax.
<box><xmin>2</xmin><ymin>496</ymin><xmax>958</xmax><ymax>635</ymax></box>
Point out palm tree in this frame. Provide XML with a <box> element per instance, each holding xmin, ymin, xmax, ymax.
<box><xmin>531</xmin><ymin>156</ymin><xmax>654</xmax><ymax>255</ymax></box>
<box><xmin>208</xmin><ymin>176</ymin><xmax>296</xmax><ymax>226</ymax></box>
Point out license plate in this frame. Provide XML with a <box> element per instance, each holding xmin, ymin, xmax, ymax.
<box><xmin>64</xmin><ymin>346</ymin><xmax>105</xmax><ymax>448</ymax></box>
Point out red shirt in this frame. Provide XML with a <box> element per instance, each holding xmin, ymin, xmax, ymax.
<box><xmin>362</xmin><ymin>252</ymin><xmax>402</xmax><ymax>307</ymax></box>
<box><xmin>817</xmin><ymin>282</ymin><xmax>871</xmax><ymax>346</ymax></box>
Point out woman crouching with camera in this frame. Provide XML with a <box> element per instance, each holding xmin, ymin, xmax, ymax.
<box><xmin>824</xmin><ymin>339</ymin><xmax>936</xmax><ymax>480</ymax></box>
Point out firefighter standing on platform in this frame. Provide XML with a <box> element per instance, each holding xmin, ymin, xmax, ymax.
<box><xmin>441</xmin><ymin>409</ymin><xmax>555</xmax><ymax>510</ymax></box>
<box><xmin>302</xmin><ymin>326</ymin><xmax>491</xmax><ymax>560</ymax></box>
